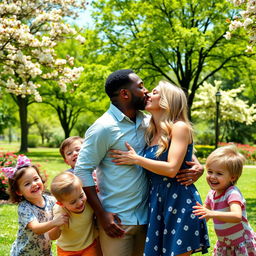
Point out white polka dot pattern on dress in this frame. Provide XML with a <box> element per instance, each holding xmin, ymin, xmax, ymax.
<box><xmin>184</xmin><ymin>225</ymin><xmax>189</xmax><ymax>231</ymax></box>
<box><xmin>155</xmin><ymin>230</ymin><xmax>159</xmax><ymax>236</ymax></box>
<box><xmin>171</xmin><ymin>229</ymin><xmax>176</xmax><ymax>235</ymax></box>
<box><xmin>164</xmin><ymin>229</ymin><xmax>168</xmax><ymax>234</ymax></box>
<box><xmin>177</xmin><ymin>239</ymin><xmax>182</xmax><ymax>245</ymax></box>
<box><xmin>172</xmin><ymin>193</ymin><xmax>177</xmax><ymax>199</ymax></box>
<box><xmin>157</xmin><ymin>215</ymin><xmax>161</xmax><ymax>220</ymax></box>
<box><xmin>181</xmin><ymin>208</ymin><xmax>186</xmax><ymax>213</ymax></box>
<box><xmin>168</xmin><ymin>206</ymin><xmax>173</xmax><ymax>212</ymax></box>
<box><xmin>154</xmin><ymin>245</ymin><xmax>158</xmax><ymax>251</ymax></box>
<box><xmin>190</xmin><ymin>213</ymin><xmax>195</xmax><ymax>219</ymax></box>
<box><xmin>177</xmin><ymin>218</ymin><xmax>181</xmax><ymax>223</ymax></box>
<box><xmin>195</xmin><ymin>230</ymin><xmax>199</xmax><ymax>236</ymax></box>
<box><xmin>186</xmin><ymin>199</ymin><xmax>192</xmax><ymax>204</ymax></box>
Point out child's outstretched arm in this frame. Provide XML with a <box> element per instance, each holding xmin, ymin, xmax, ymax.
<box><xmin>193</xmin><ymin>202</ymin><xmax>242</xmax><ymax>223</ymax></box>
<box><xmin>27</xmin><ymin>213</ymin><xmax>69</xmax><ymax>235</ymax></box>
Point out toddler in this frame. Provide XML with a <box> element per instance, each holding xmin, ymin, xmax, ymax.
<box><xmin>59</xmin><ymin>136</ymin><xmax>98</xmax><ymax>189</ymax></box>
<box><xmin>2</xmin><ymin>155</ymin><xmax>68</xmax><ymax>256</ymax></box>
<box><xmin>193</xmin><ymin>145</ymin><xmax>256</xmax><ymax>255</ymax></box>
<box><xmin>49</xmin><ymin>172</ymin><xmax>99</xmax><ymax>256</ymax></box>
<box><xmin>59</xmin><ymin>136</ymin><xmax>84</xmax><ymax>173</ymax></box>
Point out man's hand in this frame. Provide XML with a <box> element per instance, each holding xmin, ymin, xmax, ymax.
<box><xmin>176</xmin><ymin>161</ymin><xmax>204</xmax><ymax>186</ymax></box>
<box><xmin>99</xmin><ymin>211</ymin><xmax>125</xmax><ymax>238</ymax></box>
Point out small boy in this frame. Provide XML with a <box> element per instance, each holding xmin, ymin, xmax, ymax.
<box><xmin>49</xmin><ymin>172</ymin><xmax>99</xmax><ymax>256</ymax></box>
<box><xmin>59</xmin><ymin>136</ymin><xmax>84</xmax><ymax>173</ymax></box>
<box><xmin>59</xmin><ymin>136</ymin><xmax>98</xmax><ymax>192</ymax></box>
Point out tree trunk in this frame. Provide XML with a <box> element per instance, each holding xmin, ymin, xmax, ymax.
<box><xmin>17</xmin><ymin>96</ymin><xmax>29</xmax><ymax>152</ymax></box>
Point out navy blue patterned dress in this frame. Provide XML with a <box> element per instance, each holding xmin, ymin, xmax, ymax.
<box><xmin>143</xmin><ymin>144</ymin><xmax>210</xmax><ymax>256</ymax></box>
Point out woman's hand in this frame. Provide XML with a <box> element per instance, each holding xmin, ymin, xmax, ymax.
<box><xmin>110</xmin><ymin>142</ymin><xmax>139</xmax><ymax>165</ymax></box>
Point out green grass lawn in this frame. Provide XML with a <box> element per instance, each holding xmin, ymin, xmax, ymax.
<box><xmin>0</xmin><ymin>142</ymin><xmax>255</xmax><ymax>255</ymax></box>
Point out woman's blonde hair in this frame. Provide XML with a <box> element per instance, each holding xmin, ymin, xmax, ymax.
<box><xmin>206</xmin><ymin>145</ymin><xmax>245</xmax><ymax>184</ymax></box>
<box><xmin>145</xmin><ymin>81</ymin><xmax>193</xmax><ymax>156</ymax></box>
<box><xmin>50</xmin><ymin>172</ymin><xmax>82</xmax><ymax>202</ymax></box>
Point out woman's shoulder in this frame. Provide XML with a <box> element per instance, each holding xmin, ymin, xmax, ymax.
<box><xmin>172</xmin><ymin>120</ymin><xmax>190</xmax><ymax>130</ymax></box>
<box><xmin>172</xmin><ymin>121</ymin><xmax>192</xmax><ymax>140</ymax></box>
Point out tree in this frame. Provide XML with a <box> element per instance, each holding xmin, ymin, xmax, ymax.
<box><xmin>91</xmin><ymin>0</ymin><xmax>253</xmax><ymax>117</ymax></box>
<box><xmin>41</xmin><ymin>37</ymin><xmax>110</xmax><ymax>138</ymax></box>
<box><xmin>0</xmin><ymin>0</ymin><xmax>86</xmax><ymax>152</ymax></box>
<box><xmin>192</xmin><ymin>80</ymin><xmax>256</xmax><ymax>142</ymax></box>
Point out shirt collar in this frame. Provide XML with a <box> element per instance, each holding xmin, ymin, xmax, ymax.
<box><xmin>109</xmin><ymin>103</ymin><xmax>145</xmax><ymax>126</ymax></box>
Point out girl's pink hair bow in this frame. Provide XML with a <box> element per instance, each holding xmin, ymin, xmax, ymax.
<box><xmin>1</xmin><ymin>155</ymin><xmax>31</xmax><ymax>179</ymax></box>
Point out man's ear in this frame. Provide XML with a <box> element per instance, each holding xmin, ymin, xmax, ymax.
<box><xmin>119</xmin><ymin>88</ymin><xmax>129</xmax><ymax>99</ymax></box>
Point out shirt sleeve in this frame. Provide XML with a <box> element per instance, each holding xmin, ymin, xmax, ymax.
<box><xmin>226</xmin><ymin>188</ymin><xmax>244</xmax><ymax>207</ymax></box>
<box><xmin>18</xmin><ymin>202</ymin><xmax>36</xmax><ymax>228</ymax></box>
<box><xmin>74</xmin><ymin>121</ymin><xmax>111</xmax><ymax>187</ymax></box>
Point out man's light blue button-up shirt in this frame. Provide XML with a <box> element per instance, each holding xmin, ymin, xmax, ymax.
<box><xmin>75</xmin><ymin>104</ymin><xmax>149</xmax><ymax>225</ymax></box>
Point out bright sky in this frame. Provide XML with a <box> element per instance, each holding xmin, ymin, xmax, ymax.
<box><xmin>67</xmin><ymin>4</ymin><xmax>94</xmax><ymax>28</ymax></box>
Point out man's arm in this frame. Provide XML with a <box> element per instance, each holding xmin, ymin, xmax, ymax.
<box><xmin>84</xmin><ymin>186</ymin><xmax>125</xmax><ymax>237</ymax></box>
<box><xmin>176</xmin><ymin>154</ymin><xmax>204</xmax><ymax>186</ymax></box>
<box><xmin>75</xmin><ymin>122</ymin><xmax>124</xmax><ymax>238</ymax></box>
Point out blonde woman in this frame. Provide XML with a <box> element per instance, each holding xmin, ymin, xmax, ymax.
<box><xmin>111</xmin><ymin>81</ymin><xmax>210</xmax><ymax>256</ymax></box>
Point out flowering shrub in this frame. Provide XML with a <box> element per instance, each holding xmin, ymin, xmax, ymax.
<box><xmin>219</xmin><ymin>142</ymin><xmax>256</xmax><ymax>164</ymax></box>
<box><xmin>0</xmin><ymin>152</ymin><xmax>17</xmax><ymax>199</ymax></box>
<box><xmin>194</xmin><ymin>145</ymin><xmax>215</xmax><ymax>159</ymax></box>
<box><xmin>195</xmin><ymin>143</ymin><xmax>256</xmax><ymax>164</ymax></box>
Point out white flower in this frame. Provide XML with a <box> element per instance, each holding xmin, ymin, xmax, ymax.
<box><xmin>243</xmin><ymin>18</ymin><xmax>253</xmax><ymax>27</ymax></box>
<box><xmin>177</xmin><ymin>239</ymin><xmax>182</xmax><ymax>245</ymax></box>
<box><xmin>75</xmin><ymin>34</ymin><xmax>85</xmax><ymax>44</ymax></box>
<box><xmin>223</xmin><ymin>31</ymin><xmax>231</xmax><ymax>40</ymax></box>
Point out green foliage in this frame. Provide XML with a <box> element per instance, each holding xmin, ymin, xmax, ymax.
<box><xmin>46</xmin><ymin>134</ymin><xmax>64</xmax><ymax>148</ymax></box>
<box><xmin>89</xmin><ymin>0</ymin><xmax>252</xmax><ymax>113</ymax></box>
<box><xmin>194</xmin><ymin>145</ymin><xmax>215</xmax><ymax>159</ymax></box>
<box><xmin>27</xmin><ymin>135</ymin><xmax>40</xmax><ymax>148</ymax></box>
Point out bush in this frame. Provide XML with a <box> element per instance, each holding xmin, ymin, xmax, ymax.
<box><xmin>219</xmin><ymin>142</ymin><xmax>256</xmax><ymax>164</ymax></box>
<box><xmin>0</xmin><ymin>152</ymin><xmax>18</xmax><ymax>199</ymax></box>
<box><xmin>47</xmin><ymin>134</ymin><xmax>64</xmax><ymax>148</ymax></box>
<box><xmin>194</xmin><ymin>145</ymin><xmax>215</xmax><ymax>159</ymax></box>
<box><xmin>28</xmin><ymin>135</ymin><xmax>40</xmax><ymax>148</ymax></box>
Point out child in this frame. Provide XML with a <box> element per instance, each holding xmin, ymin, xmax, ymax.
<box><xmin>2</xmin><ymin>155</ymin><xmax>68</xmax><ymax>256</ymax></box>
<box><xmin>49</xmin><ymin>172</ymin><xmax>99</xmax><ymax>256</ymax></box>
<box><xmin>59</xmin><ymin>136</ymin><xmax>98</xmax><ymax>190</ymax></box>
<box><xmin>59</xmin><ymin>136</ymin><xmax>84</xmax><ymax>173</ymax></box>
<box><xmin>193</xmin><ymin>145</ymin><xmax>256</xmax><ymax>255</ymax></box>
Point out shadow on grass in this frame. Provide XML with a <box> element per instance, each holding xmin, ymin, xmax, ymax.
<box><xmin>245</xmin><ymin>198</ymin><xmax>256</xmax><ymax>226</ymax></box>
<box><xmin>26</xmin><ymin>152</ymin><xmax>60</xmax><ymax>158</ymax></box>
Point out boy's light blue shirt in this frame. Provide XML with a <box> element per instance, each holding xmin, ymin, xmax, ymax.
<box><xmin>75</xmin><ymin>104</ymin><xmax>149</xmax><ymax>225</ymax></box>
